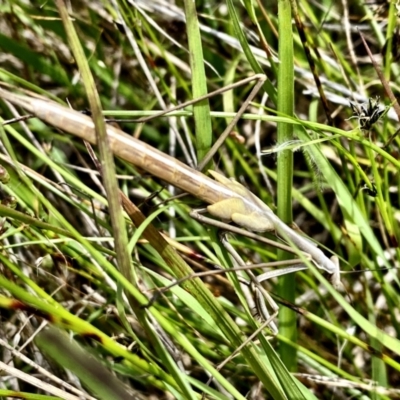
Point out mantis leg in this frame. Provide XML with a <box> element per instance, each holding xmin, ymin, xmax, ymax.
<box><xmin>218</xmin><ymin>232</ymin><xmax>307</xmax><ymax>334</ymax></box>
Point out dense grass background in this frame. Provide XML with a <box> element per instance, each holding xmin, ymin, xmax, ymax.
<box><xmin>0</xmin><ymin>0</ymin><xmax>399</xmax><ymax>399</ymax></box>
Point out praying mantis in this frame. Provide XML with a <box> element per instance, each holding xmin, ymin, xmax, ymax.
<box><xmin>0</xmin><ymin>85</ymin><xmax>341</xmax><ymax>326</ymax></box>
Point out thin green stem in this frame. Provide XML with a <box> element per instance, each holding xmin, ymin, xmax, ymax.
<box><xmin>277</xmin><ymin>0</ymin><xmax>296</xmax><ymax>371</ymax></box>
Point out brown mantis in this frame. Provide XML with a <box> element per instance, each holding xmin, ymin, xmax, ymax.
<box><xmin>0</xmin><ymin>85</ymin><xmax>341</xmax><ymax>327</ymax></box>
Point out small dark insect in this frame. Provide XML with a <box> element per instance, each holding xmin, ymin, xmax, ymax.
<box><xmin>362</xmin><ymin>183</ymin><xmax>377</xmax><ymax>198</ymax></box>
<box><xmin>349</xmin><ymin>97</ymin><xmax>386</xmax><ymax>131</ymax></box>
